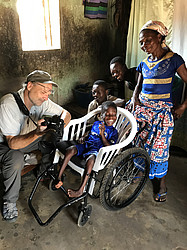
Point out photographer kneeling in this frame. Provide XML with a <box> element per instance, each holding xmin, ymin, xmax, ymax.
<box><xmin>0</xmin><ymin>70</ymin><xmax>71</xmax><ymax>222</ymax></box>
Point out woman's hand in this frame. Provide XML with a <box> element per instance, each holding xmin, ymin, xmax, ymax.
<box><xmin>173</xmin><ymin>103</ymin><xmax>186</xmax><ymax>119</ymax></box>
<box><xmin>129</xmin><ymin>97</ymin><xmax>141</xmax><ymax>112</ymax></box>
<box><xmin>129</xmin><ymin>72</ymin><xmax>142</xmax><ymax>112</ymax></box>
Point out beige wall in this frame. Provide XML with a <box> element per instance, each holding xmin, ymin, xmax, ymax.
<box><xmin>0</xmin><ymin>0</ymin><xmax>121</xmax><ymax>105</ymax></box>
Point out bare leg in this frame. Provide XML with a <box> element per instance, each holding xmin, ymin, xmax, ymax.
<box><xmin>68</xmin><ymin>155</ymin><xmax>96</xmax><ymax>197</ymax></box>
<box><xmin>154</xmin><ymin>175</ymin><xmax>167</xmax><ymax>202</ymax></box>
<box><xmin>159</xmin><ymin>175</ymin><xmax>167</xmax><ymax>193</ymax></box>
<box><xmin>55</xmin><ymin>146</ymin><xmax>77</xmax><ymax>189</ymax></box>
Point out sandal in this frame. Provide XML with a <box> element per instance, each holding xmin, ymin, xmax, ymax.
<box><xmin>55</xmin><ymin>180</ymin><xmax>63</xmax><ymax>189</ymax></box>
<box><xmin>154</xmin><ymin>191</ymin><xmax>167</xmax><ymax>202</ymax></box>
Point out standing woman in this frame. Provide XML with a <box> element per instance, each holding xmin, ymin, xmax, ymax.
<box><xmin>131</xmin><ymin>20</ymin><xmax>187</xmax><ymax>202</ymax></box>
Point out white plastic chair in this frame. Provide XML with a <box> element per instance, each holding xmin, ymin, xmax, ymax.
<box><xmin>54</xmin><ymin>107</ymin><xmax>137</xmax><ymax>193</ymax></box>
<box><xmin>28</xmin><ymin>107</ymin><xmax>150</xmax><ymax>226</ymax></box>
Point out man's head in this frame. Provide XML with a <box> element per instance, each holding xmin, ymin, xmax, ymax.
<box><xmin>92</xmin><ymin>80</ymin><xmax>108</xmax><ymax>105</ymax></box>
<box><xmin>101</xmin><ymin>101</ymin><xmax>117</xmax><ymax>127</ymax></box>
<box><xmin>25</xmin><ymin>70</ymin><xmax>57</xmax><ymax>107</ymax></box>
<box><xmin>25</xmin><ymin>70</ymin><xmax>58</xmax><ymax>86</ymax></box>
<box><xmin>110</xmin><ymin>56</ymin><xmax>128</xmax><ymax>82</ymax></box>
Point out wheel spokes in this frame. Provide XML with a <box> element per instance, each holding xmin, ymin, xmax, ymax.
<box><xmin>107</xmin><ymin>154</ymin><xmax>147</xmax><ymax>207</ymax></box>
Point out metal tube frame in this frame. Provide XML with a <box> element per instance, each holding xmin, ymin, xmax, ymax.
<box><xmin>28</xmin><ymin>164</ymin><xmax>91</xmax><ymax>226</ymax></box>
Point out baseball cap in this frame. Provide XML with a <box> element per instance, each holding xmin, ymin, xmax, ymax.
<box><xmin>26</xmin><ymin>70</ymin><xmax>58</xmax><ymax>87</ymax></box>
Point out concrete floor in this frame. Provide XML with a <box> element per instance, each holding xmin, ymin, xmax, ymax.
<box><xmin>0</xmin><ymin>154</ymin><xmax>187</xmax><ymax>250</ymax></box>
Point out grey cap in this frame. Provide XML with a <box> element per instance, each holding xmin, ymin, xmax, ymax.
<box><xmin>26</xmin><ymin>70</ymin><xmax>58</xmax><ymax>87</ymax></box>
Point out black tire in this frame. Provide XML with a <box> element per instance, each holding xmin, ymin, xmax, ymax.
<box><xmin>48</xmin><ymin>172</ymin><xmax>65</xmax><ymax>192</ymax></box>
<box><xmin>48</xmin><ymin>179</ymin><xmax>58</xmax><ymax>191</ymax></box>
<box><xmin>100</xmin><ymin>147</ymin><xmax>150</xmax><ymax>211</ymax></box>
<box><xmin>77</xmin><ymin>204</ymin><xmax>92</xmax><ymax>227</ymax></box>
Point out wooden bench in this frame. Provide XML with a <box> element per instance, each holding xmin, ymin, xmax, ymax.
<box><xmin>21</xmin><ymin>165</ymin><xmax>38</xmax><ymax>176</ymax></box>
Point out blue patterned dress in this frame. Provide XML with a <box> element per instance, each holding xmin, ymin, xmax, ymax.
<box><xmin>133</xmin><ymin>52</ymin><xmax>185</xmax><ymax>179</ymax></box>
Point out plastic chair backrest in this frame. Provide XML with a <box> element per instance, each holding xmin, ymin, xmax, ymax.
<box><xmin>62</xmin><ymin>107</ymin><xmax>137</xmax><ymax>172</ymax></box>
<box><xmin>93</xmin><ymin>107</ymin><xmax>137</xmax><ymax>171</ymax></box>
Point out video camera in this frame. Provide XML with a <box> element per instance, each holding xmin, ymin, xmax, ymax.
<box><xmin>41</xmin><ymin>115</ymin><xmax>64</xmax><ymax>138</ymax></box>
<box><xmin>39</xmin><ymin>115</ymin><xmax>64</xmax><ymax>154</ymax></box>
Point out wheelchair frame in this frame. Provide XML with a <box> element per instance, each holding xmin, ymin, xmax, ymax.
<box><xmin>28</xmin><ymin>107</ymin><xmax>150</xmax><ymax>226</ymax></box>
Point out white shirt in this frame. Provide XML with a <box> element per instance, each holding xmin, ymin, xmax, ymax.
<box><xmin>0</xmin><ymin>88</ymin><xmax>63</xmax><ymax>142</ymax></box>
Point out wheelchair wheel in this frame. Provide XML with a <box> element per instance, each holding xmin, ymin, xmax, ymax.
<box><xmin>100</xmin><ymin>147</ymin><xmax>150</xmax><ymax>211</ymax></box>
<box><xmin>49</xmin><ymin>179</ymin><xmax>58</xmax><ymax>191</ymax></box>
<box><xmin>48</xmin><ymin>173</ymin><xmax>65</xmax><ymax>191</ymax></box>
<box><xmin>77</xmin><ymin>204</ymin><xmax>92</xmax><ymax>227</ymax></box>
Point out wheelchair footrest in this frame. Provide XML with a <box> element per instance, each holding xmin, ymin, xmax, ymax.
<box><xmin>28</xmin><ymin>168</ymin><xmax>88</xmax><ymax>226</ymax></box>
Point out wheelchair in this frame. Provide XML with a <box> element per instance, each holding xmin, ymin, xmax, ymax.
<box><xmin>28</xmin><ymin>107</ymin><xmax>150</xmax><ymax>227</ymax></box>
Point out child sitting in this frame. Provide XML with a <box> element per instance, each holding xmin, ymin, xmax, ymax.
<box><xmin>87</xmin><ymin>80</ymin><xmax>124</xmax><ymax>124</ymax></box>
<box><xmin>55</xmin><ymin>101</ymin><xmax>118</xmax><ymax>198</ymax></box>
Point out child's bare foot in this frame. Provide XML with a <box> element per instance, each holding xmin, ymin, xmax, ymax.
<box><xmin>132</xmin><ymin>171</ymin><xmax>143</xmax><ymax>184</ymax></box>
<box><xmin>55</xmin><ymin>180</ymin><xmax>63</xmax><ymax>189</ymax></box>
<box><xmin>68</xmin><ymin>189</ymin><xmax>83</xmax><ymax>198</ymax></box>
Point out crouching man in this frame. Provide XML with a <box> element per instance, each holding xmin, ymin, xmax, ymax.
<box><xmin>0</xmin><ymin>70</ymin><xmax>71</xmax><ymax>222</ymax></box>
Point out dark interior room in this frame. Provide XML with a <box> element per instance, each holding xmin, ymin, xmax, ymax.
<box><xmin>0</xmin><ymin>0</ymin><xmax>186</xmax><ymax>249</ymax></box>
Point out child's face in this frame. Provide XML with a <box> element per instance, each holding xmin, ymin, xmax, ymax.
<box><xmin>92</xmin><ymin>85</ymin><xmax>108</xmax><ymax>105</ymax></box>
<box><xmin>103</xmin><ymin>107</ymin><xmax>117</xmax><ymax>126</ymax></box>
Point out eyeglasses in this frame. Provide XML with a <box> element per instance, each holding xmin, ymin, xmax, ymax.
<box><xmin>33</xmin><ymin>82</ymin><xmax>55</xmax><ymax>95</ymax></box>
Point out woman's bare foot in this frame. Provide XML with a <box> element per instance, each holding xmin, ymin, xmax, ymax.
<box><xmin>68</xmin><ymin>189</ymin><xmax>83</xmax><ymax>198</ymax></box>
<box><xmin>55</xmin><ymin>180</ymin><xmax>63</xmax><ymax>189</ymax></box>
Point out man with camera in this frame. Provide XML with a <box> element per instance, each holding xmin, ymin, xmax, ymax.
<box><xmin>0</xmin><ymin>70</ymin><xmax>71</xmax><ymax>222</ymax></box>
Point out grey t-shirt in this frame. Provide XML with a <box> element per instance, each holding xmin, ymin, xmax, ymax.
<box><xmin>0</xmin><ymin>88</ymin><xmax>63</xmax><ymax>142</ymax></box>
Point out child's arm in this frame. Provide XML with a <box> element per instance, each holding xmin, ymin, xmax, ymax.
<box><xmin>99</xmin><ymin>122</ymin><xmax>111</xmax><ymax>146</ymax></box>
<box><xmin>78</xmin><ymin>124</ymin><xmax>93</xmax><ymax>144</ymax></box>
<box><xmin>78</xmin><ymin>132</ymin><xmax>88</xmax><ymax>144</ymax></box>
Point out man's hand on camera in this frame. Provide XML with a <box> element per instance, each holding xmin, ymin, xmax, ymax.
<box><xmin>36</xmin><ymin>119</ymin><xmax>48</xmax><ymax>135</ymax></box>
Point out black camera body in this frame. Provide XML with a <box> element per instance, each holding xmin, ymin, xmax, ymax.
<box><xmin>41</xmin><ymin>115</ymin><xmax>64</xmax><ymax>138</ymax></box>
<box><xmin>39</xmin><ymin>115</ymin><xmax>64</xmax><ymax>156</ymax></box>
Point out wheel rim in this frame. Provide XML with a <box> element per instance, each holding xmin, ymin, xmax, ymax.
<box><xmin>106</xmin><ymin>152</ymin><xmax>148</xmax><ymax>209</ymax></box>
<box><xmin>77</xmin><ymin>205</ymin><xmax>92</xmax><ymax>227</ymax></box>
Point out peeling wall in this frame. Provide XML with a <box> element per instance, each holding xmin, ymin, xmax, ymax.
<box><xmin>0</xmin><ymin>0</ymin><xmax>122</xmax><ymax>105</ymax></box>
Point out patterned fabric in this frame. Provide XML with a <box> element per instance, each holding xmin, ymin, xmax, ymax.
<box><xmin>83</xmin><ymin>0</ymin><xmax>108</xmax><ymax>19</ymax></box>
<box><xmin>130</xmin><ymin>95</ymin><xmax>174</xmax><ymax>179</ymax></box>
<box><xmin>132</xmin><ymin>51</ymin><xmax>185</xmax><ymax>179</ymax></box>
<box><xmin>76</xmin><ymin>121</ymin><xmax>118</xmax><ymax>158</ymax></box>
<box><xmin>140</xmin><ymin>20</ymin><xmax>168</xmax><ymax>37</ymax></box>
<box><xmin>136</xmin><ymin>52</ymin><xmax>185</xmax><ymax>102</ymax></box>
